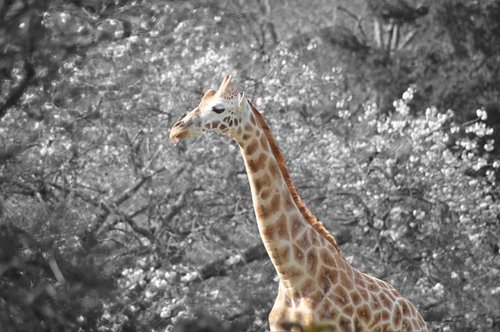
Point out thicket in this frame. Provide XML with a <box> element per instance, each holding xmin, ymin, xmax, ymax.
<box><xmin>0</xmin><ymin>0</ymin><xmax>499</xmax><ymax>331</ymax></box>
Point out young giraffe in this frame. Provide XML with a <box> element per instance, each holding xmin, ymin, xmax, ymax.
<box><xmin>169</xmin><ymin>75</ymin><xmax>428</xmax><ymax>332</ymax></box>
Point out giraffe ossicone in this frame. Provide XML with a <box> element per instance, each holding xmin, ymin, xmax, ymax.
<box><xmin>169</xmin><ymin>75</ymin><xmax>429</xmax><ymax>332</ymax></box>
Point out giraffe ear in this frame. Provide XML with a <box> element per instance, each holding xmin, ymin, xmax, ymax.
<box><xmin>202</xmin><ymin>88</ymin><xmax>216</xmax><ymax>99</ymax></box>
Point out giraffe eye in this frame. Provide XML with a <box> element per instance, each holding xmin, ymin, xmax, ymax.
<box><xmin>212</xmin><ymin>107</ymin><xmax>225</xmax><ymax>114</ymax></box>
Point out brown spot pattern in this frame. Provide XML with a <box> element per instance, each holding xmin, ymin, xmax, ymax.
<box><xmin>320</xmin><ymin>248</ymin><xmax>336</xmax><ymax>267</ymax></box>
<box><xmin>342</xmin><ymin>263</ymin><xmax>353</xmax><ymax>278</ymax></box>
<box><xmin>357</xmin><ymin>287</ymin><xmax>369</xmax><ymax>301</ymax></box>
<box><xmin>333</xmin><ymin>285</ymin><xmax>349</xmax><ymax>306</ymax></box>
<box><xmin>261</xmin><ymin>224</ymin><xmax>275</xmax><ymax>239</ymax></box>
<box><xmin>260</xmin><ymin>189</ymin><xmax>271</xmax><ymax>200</ymax></box>
<box><xmin>393</xmin><ymin>303</ymin><xmax>402</xmax><ymax>328</ymax></box>
<box><xmin>386</xmin><ymin>289</ymin><xmax>396</xmax><ymax>301</ymax></box>
<box><xmin>260</xmin><ymin>134</ymin><xmax>268</xmax><ymax>149</ymax></box>
<box><xmin>340</xmin><ymin>270</ymin><xmax>353</xmax><ymax>289</ymax></box>
<box><xmin>339</xmin><ymin>316</ymin><xmax>352</xmax><ymax>332</ymax></box>
<box><xmin>354</xmin><ymin>319</ymin><xmax>364</xmax><ymax>332</ymax></box>
<box><xmin>370</xmin><ymin>312</ymin><xmax>382</xmax><ymax>328</ymax></box>
<box><xmin>379</xmin><ymin>291</ymin><xmax>393</xmax><ymax>309</ymax></box>
<box><xmin>246</xmin><ymin>140</ymin><xmax>258</xmax><ymax>155</ymax></box>
<box><xmin>368</xmin><ymin>281</ymin><xmax>379</xmax><ymax>292</ymax></box>
<box><xmin>270</xmin><ymin>193</ymin><xmax>281</xmax><ymax>211</ymax></box>
<box><xmin>409</xmin><ymin>302</ymin><xmax>417</xmax><ymax>316</ymax></box>
<box><xmin>286</xmin><ymin>266</ymin><xmax>303</xmax><ymax>279</ymax></box>
<box><xmin>290</xmin><ymin>217</ymin><xmax>301</xmax><ymax>237</ymax></box>
<box><xmin>265</xmin><ymin>200</ymin><xmax>278</xmax><ymax>217</ymax></box>
<box><xmin>356</xmin><ymin>304</ymin><xmax>371</xmax><ymax>324</ymax></box>
<box><xmin>255</xmin><ymin>174</ymin><xmax>271</xmax><ymax>193</ymax></box>
<box><xmin>284</xmin><ymin>196</ymin><xmax>294</xmax><ymax>210</ymax></box>
<box><xmin>318</xmin><ymin>268</ymin><xmax>332</xmax><ymax>294</ymax></box>
<box><xmin>344</xmin><ymin>304</ymin><xmax>354</xmax><ymax>317</ymax></box>
<box><xmin>327</xmin><ymin>268</ymin><xmax>339</xmax><ymax>285</ymax></box>
<box><xmin>269</xmin><ymin>161</ymin><xmax>279</xmax><ymax>177</ymax></box>
<box><xmin>300</xmin><ymin>278</ymin><xmax>314</xmax><ymax>295</ymax></box>
<box><xmin>401</xmin><ymin>300</ymin><xmax>410</xmax><ymax>316</ymax></box>
<box><xmin>370</xmin><ymin>293</ymin><xmax>382</xmax><ymax>310</ymax></box>
<box><xmin>271</xmin><ymin>245</ymin><xmax>290</xmax><ymax>264</ymax></box>
<box><xmin>306</xmin><ymin>249</ymin><xmax>318</xmax><ymax>275</ymax></box>
<box><xmin>247</xmin><ymin>159</ymin><xmax>258</xmax><ymax>173</ymax></box>
<box><xmin>310</xmin><ymin>291</ymin><xmax>323</xmax><ymax>306</ymax></box>
<box><xmin>293</xmin><ymin>244</ymin><xmax>304</xmax><ymax>263</ymax></box>
<box><xmin>255</xmin><ymin>152</ymin><xmax>268</xmax><ymax>168</ymax></box>
<box><xmin>377</xmin><ymin>279</ymin><xmax>390</xmax><ymax>290</ymax></box>
<box><xmin>353</xmin><ymin>271</ymin><xmax>366</xmax><ymax>288</ymax></box>
<box><xmin>298</xmin><ymin>231</ymin><xmax>310</xmax><ymax>248</ymax></box>
<box><xmin>349</xmin><ymin>290</ymin><xmax>361</xmax><ymax>305</ymax></box>
<box><xmin>276</xmin><ymin>214</ymin><xmax>288</xmax><ymax>239</ymax></box>
<box><xmin>256</xmin><ymin>203</ymin><xmax>267</xmax><ymax>219</ymax></box>
<box><xmin>402</xmin><ymin>319</ymin><xmax>413</xmax><ymax>331</ymax></box>
<box><xmin>217</xmin><ymin>102</ymin><xmax>429</xmax><ymax>332</ymax></box>
<box><xmin>319</xmin><ymin>300</ymin><xmax>335</xmax><ymax>320</ymax></box>
<box><xmin>310</xmin><ymin>230</ymin><xmax>319</xmax><ymax>245</ymax></box>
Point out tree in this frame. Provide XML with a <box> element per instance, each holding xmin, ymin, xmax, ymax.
<box><xmin>1</xmin><ymin>1</ymin><xmax>499</xmax><ymax>330</ymax></box>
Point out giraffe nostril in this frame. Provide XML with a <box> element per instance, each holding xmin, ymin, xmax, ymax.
<box><xmin>173</xmin><ymin>121</ymin><xmax>184</xmax><ymax>128</ymax></box>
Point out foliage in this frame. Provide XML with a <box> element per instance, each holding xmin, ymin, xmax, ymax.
<box><xmin>0</xmin><ymin>0</ymin><xmax>499</xmax><ymax>331</ymax></box>
<box><xmin>292</xmin><ymin>0</ymin><xmax>500</xmax><ymax>123</ymax></box>
<box><xmin>0</xmin><ymin>223</ymin><xmax>113</xmax><ymax>331</ymax></box>
<box><xmin>310</xmin><ymin>88</ymin><xmax>500</xmax><ymax>331</ymax></box>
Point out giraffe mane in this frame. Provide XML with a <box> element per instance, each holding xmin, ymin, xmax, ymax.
<box><xmin>248</xmin><ymin>100</ymin><xmax>341</xmax><ymax>253</ymax></box>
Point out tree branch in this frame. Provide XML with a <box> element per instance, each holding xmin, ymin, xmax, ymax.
<box><xmin>162</xmin><ymin>191</ymin><xmax>187</xmax><ymax>226</ymax></box>
<box><xmin>0</xmin><ymin>131</ymin><xmax>39</xmax><ymax>164</ymax></box>
<box><xmin>0</xmin><ymin>61</ymin><xmax>35</xmax><ymax>121</ymax></box>
<box><xmin>116</xmin><ymin>210</ymin><xmax>154</xmax><ymax>241</ymax></box>
<box><xmin>195</xmin><ymin>243</ymin><xmax>267</xmax><ymax>281</ymax></box>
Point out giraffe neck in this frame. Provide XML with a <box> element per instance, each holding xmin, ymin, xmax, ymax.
<box><xmin>234</xmin><ymin>102</ymin><xmax>341</xmax><ymax>289</ymax></box>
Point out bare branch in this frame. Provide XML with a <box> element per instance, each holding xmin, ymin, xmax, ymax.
<box><xmin>162</xmin><ymin>191</ymin><xmax>187</xmax><ymax>226</ymax></box>
<box><xmin>118</xmin><ymin>212</ymin><xmax>154</xmax><ymax>241</ymax></box>
<box><xmin>0</xmin><ymin>132</ymin><xmax>39</xmax><ymax>164</ymax></box>
<box><xmin>0</xmin><ymin>61</ymin><xmax>35</xmax><ymax>121</ymax></box>
<box><xmin>332</xmin><ymin>190</ymin><xmax>375</xmax><ymax>224</ymax></box>
<box><xmin>114</xmin><ymin>166</ymin><xmax>166</xmax><ymax>206</ymax></box>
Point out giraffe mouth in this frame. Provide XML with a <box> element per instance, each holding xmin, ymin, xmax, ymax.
<box><xmin>169</xmin><ymin>130</ymin><xmax>190</xmax><ymax>145</ymax></box>
<box><xmin>169</xmin><ymin>126</ymin><xmax>204</xmax><ymax>145</ymax></box>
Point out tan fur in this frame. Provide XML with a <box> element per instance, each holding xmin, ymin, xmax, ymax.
<box><xmin>248</xmin><ymin>100</ymin><xmax>341</xmax><ymax>254</ymax></box>
<box><xmin>169</xmin><ymin>76</ymin><xmax>428</xmax><ymax>331</ymax></box>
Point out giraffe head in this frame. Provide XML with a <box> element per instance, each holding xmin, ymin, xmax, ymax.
<box><xmin>170</xmin><ymin>75</ymin><xmax>250</xmax><ymax>144</ymax></box>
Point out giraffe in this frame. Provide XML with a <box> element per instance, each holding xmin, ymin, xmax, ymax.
<box><xmin>169</xmin><ymin>75</ymin><xmax>428</xmax><ymax>332</ymax></box>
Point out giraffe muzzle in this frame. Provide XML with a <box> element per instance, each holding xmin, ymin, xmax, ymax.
<box><xmin>169</xmin><ymin>127</ymin><xmax>191</xmax><ymax>145</ymax></box>
<box><xmin>169</xmin><ymin>118</ymin><xmax>205</xmax><ymax>144</ymax></box>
